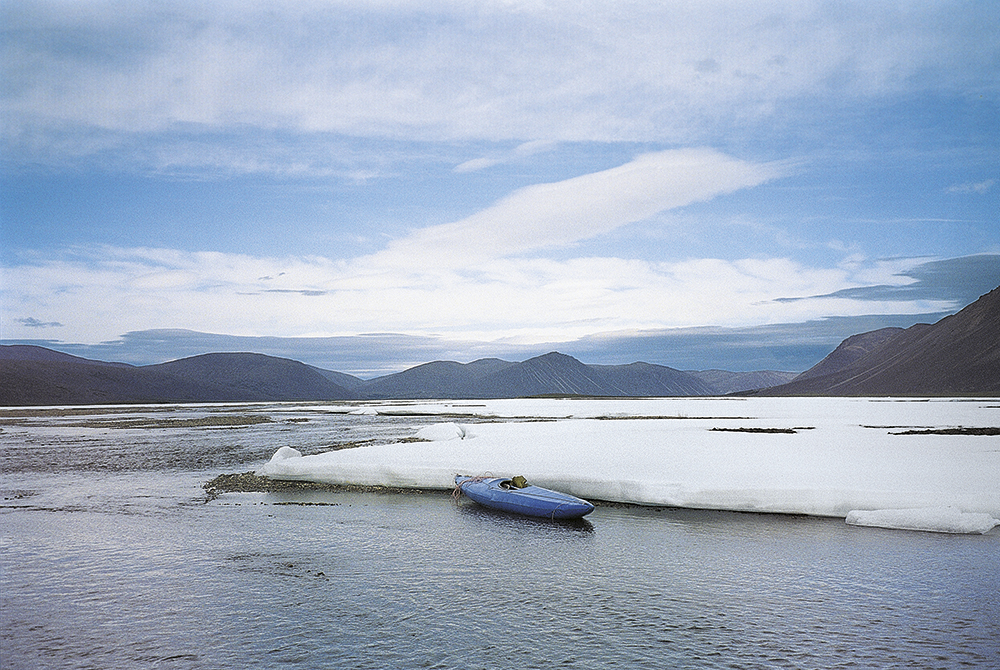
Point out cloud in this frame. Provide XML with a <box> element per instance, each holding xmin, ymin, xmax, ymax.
<box><xmin>5</xmin><ymin>243</ymin><xmax>991</xmax><ymax>373</ymax></box>
<box><xmin>16</xmin><ymin>316</ymin><xmax>63</xmax><ymax>328</ymax></box>
<box><xmin>946</xmin><ymin>179</ymin><xmax>995</xmax><ymax>194</ymax></box>
<box><xmin>775</xmin><ymin>254</ymin><xmax>1000</xmax><ymax>307</ymax></box>
<box><xmin>377</xmin><ymin>149</ymin><xmax>787</xmax><ymax>266</ymax></box>
<box><xmin>1</xmin><ymin>150</ymin><xmax>793</xmax><ymax>345</ymax></box>
<box><xmin>454</xmin><ymin>140</ymin><xmax>558</xmax><ymax>173</ymax></box>
<box><xmin>2</xmin><ymin>243</ymin><xmax>973</xmax><ymax>350</ymax></box>
<box><xmin>453</xmin><ymin>157</ymin><xmax>502</xmax><ymax>173</ymax></box>
<box><xmin>4</xmin><ymin>2</ymin><xmax>998</xmax><ymax>171</ymax></box>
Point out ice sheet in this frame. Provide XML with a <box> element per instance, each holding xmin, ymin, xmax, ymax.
<box><xmin>845</xmin><ymin>507</ymin><xmax>999</xmax><ymax>534</ymax></box>
<box><xmin>258</xmin><ymin>397</ymin><xmax>1000</xmax><ymax>522</ymax></box>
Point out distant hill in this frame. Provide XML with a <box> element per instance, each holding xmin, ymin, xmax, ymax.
<box><xmin>0</xmin><ymin>349</ymin><xmax>356</xmax><ymax>406</ymax></box>
<box><xmin>592</xmin><ymin>360</ymin><xmax>715</xmax><ymax>396</ymax></box>
<box><xmin>758</xmin><ymin>286</ymin><xmax>1000</xmax><ymax>396</ymax></box>
<box><xmin>0</xmin><ymin>344</ymin><xmax>130</xmax><ymax>367</ymax></box>
<box><xmin>361</xmin><ymin>358</ymin><xmax>515</xmax><ymax>399</ymax></box>
<box><xmin>146</xmin><ymin>353</ymin><xmax>358</xmax><ymax>401</ymax></box>
<box><xmin>686</xmin><ymin>369</ymin><xmax>799</xmax><ymax>394</ymax></box>
<box><xmin>357</xmin><ymin>352</ymin><xmax>713</xmax><ymax>398</ymax></box>
<box><xmin>485</xmin><ymin>352</ymin><xmax>715</xmax><ymax>398</ymax></box>
<box><xmin>480</xmin><ymin>352</ymin><xmax>619</xmax><ymax>397</ymax></box>
<box><xmin>1</xmin><ymin>357</ymin><xmax>222</xmax><ymax>406</ymax></box>
<box><xmin>308</xmin><ymin>366</ymin><xmax>369</xmax><ymax>393</ymax></box>
<box><xmin>0</xmin><ymin>347</ymin><xmax>723</xmax><ymax>405</ymax></box>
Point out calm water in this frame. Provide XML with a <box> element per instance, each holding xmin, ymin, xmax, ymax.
<box><xmin>2</xmin><ymin>403</ymin><xmax>998</xmax><ymax>669</ymax></box>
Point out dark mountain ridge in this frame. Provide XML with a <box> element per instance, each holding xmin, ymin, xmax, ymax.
<box><xmin>0</xmin><ymin>344</ymin><xmax>131</xmax><ymax>367</ymax></box>
<box><xmin>360</xmin><ymin>358</ymin><xmax>516</xmax><ymax>399</ymax></box>
<box><xmin>0</xmin><ymin>348</ymin><xmax>721</xmax><ymax>405</ymax></box>
<box><xmin>147</xmin><ymin>353</ymin><xmax>357</xmax><ymax>401</ymax></box>
<box><xmin>590</xmin><ymin>360</ymin><xmax>714</xmax><ymax>396</ymax></box>
<box><xmin>0</xmin><ymin>350</ymin><xmax>356</xmax><ymax>406</ymax></box>
<box><xmin>353</xmin><ymin>352</ymin><xmax>713</xmax><ymax>399</ymax></box>
<box><xmin>791</xmin><ymin>328</ymin><xmax>906</xmax><ymax>382</ymax></box>
<box><xmin>758</xmin><ymin>286</ymin><xmax>1000</xmax><ymax>396</ymax></box>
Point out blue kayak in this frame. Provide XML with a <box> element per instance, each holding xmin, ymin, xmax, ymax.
<box><xmin>455</xmin><ymin>475</ymin><xmax>595</xmax><ymax>519</ymax></box>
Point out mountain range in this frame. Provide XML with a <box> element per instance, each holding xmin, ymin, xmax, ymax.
<box><xmin>753</xmin><ymin>285</ymin><xmax>1000</xmax><ymax>396</ymax></box>
<box><xmin>0</xmin><ymin>348</ymin><xmax>750</xmax><ymax>405</ymax></box>
<box><xmin>2</xmin><ymin>285</ymin><xmax>997</xmax><ymax>405</ymax></box>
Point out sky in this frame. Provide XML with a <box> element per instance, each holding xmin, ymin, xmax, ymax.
<box><xmin>2</xmin><ymin>0</ymin><xmax>999</xmax><ymax>377</ymax></box>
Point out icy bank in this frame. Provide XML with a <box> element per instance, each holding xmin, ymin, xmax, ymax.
<box><xmin>257</xmin><ymin>397</ymin><xmax>1000</xmax><ymax>523</ymax></box>
<box><xmin>846</xmin><ymin>507</ymin><xmax>999</xmax><ymax>534</ymax></box>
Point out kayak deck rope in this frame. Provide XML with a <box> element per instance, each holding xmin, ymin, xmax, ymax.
<box><xmin>452</xmin><ymin>473</ymin><xmax>493</xmax><ymax>501</ymax></box>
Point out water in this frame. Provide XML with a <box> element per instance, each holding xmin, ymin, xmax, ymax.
<box><xmin>2</xmin><ymin>402</ymin><xmax>998</xmax><ymax>669</ymax></box>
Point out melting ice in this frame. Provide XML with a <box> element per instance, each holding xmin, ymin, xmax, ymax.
<box><xmin>259</xmin><ymin>397</ymin><xmax>1000</xmax><ymax>534</ymax></box>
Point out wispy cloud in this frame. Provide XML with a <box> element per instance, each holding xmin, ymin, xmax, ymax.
<box><xmin>17</xmin><ymin>316</ymin><xmax>63</xmax><ymax>328</ymax></box>
<box><xmin>4</xmin><ymin>2</ymin><xmax>997</xmax><ymax>173</ymax></box>
<box><xmin>8</xmin><ymin>254</ymin><xmax>991</xmax><ymax>373</ymax></box>
<box><xmin>376</xmin><ymin>149</ymin><xmax>787</xmax><ymax>267</ymax></box>
<box><xmin>946</xmin><ymin>179</ymin><xmax>995</xmax><ymax>194</ymax></box>
<box><xmin>454</xmin><ymin>140</ymin><xmax>558</xmax><ymax>173</ymax></box>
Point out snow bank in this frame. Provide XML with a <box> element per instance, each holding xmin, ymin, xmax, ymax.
<box><xmin>257</xmin><ymin>398</ymin><xmax>1000</xmax><ymax>522</ymax></box>
<box><xmin>268</xmin><ymin>446</ymin><xmax>303</xmax><ymax>462</ymax></box>
<box><xmin>414</xmin><ymin>423</ymin><xmax>467</xmax><ymax>441</ymax></box>
<box><xmin>846</xmin><ymin>507</ymin><xmax>999</xmax><ymax>534</ymax></box>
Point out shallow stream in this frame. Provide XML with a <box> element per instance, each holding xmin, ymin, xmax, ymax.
<box><xmin>2</xmin><ymin>402</ymin><xmax>997</xmax><ymax>669</ymax></box>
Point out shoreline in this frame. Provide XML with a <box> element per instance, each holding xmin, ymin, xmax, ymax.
<box><xmin>203</xmin><ymin>471</ymin><xmax>445</xmax><ymax>499</ymax></box>
<box><xmin>202</xmin><ymin>471</ymin><xmax>640</xmax><ymax>508</ymax></box>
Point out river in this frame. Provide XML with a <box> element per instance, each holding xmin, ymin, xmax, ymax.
<box><xmin>2</xmin><ymin>401</ymin><xmax>997</xmax><ymax>669</ymax></box>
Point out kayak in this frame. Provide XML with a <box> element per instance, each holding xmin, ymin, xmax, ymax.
<box><xmin>454</xmin><ymin>475</ymin><xmax>595</xmax><ymax>519</ymax></box>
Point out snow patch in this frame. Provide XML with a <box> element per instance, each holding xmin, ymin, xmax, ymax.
<box><xmin>845</xmin><ymin>507</ymin><xmax>999</xmax><ymax>534</ymax></box>
<box><xmin>415</xmin><ymin>422</ymin><xmax>468</xmax><ymax>441</ymax></box>
<box><xmin>268</xmin><ymin>446</ymin><xmax>302</xmax><ymax>462</ymax></box>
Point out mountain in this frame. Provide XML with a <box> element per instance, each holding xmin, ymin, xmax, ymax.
<box><xmin>686</xmin><ymin>369</ymin><xmax>799</xmax><ymax>394</ymax></box>
<box><xmin>309</xmin><ymin>366</ymin><xmax>368</xmax><ymax>393</ymax></box>
<box><xmin>0</xmin><ymin>349</ymin><xmax>356</xmax><ymax>406</ymax></box>
<box><xmin>758</xmin><ymin>286</ymin><xmax>1000</xmax><ymax>396</ymax></box>
<box><xmin>0</xmin><ymin>348</ymin><xmax>717</xmax><ymax>404</ymax></box>
<box><xmin>0</xmin><ymin>344</ymin><xmax>130</xmax><ymax>367</ymax></box>
<box><xmin>590</xmin><ymin>361</ymin><xmax>715</xmax><ymax>396</ymax></box>
<box><xmin>1</xmin><ymin>355</ymin><xmax>219</xmax><ymax>406</ymax></box>
<box><xmin>146</xmin><ymin>353</ymin><xmax>357</xmax><ymax>401</ymax></box>
<box><xmin>361</xmin><ymin>352</ymin><xmax>714</xmax><ymax>398</ymax></box>
<box><xmin>361</xmin><ymin>358</ymin><xmax>515</xmax><ymax>399</ymax></box>
<box><xmin>791</xmin><ymin>327</ymin><xmax>908</xmax><ymax>382</ymax></box>
<box><xmin>482</xmin><ymin>352</ymin><xmax>615</xmax><ymax>397</ymax></box>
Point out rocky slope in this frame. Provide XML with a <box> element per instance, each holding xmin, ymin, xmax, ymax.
<box><xmin>758</xmin><ymin>286</ymin><xmax>1000</xmax><ymax>396</ymax></box>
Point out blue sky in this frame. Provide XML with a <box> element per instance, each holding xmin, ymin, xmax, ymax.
<box><xmin>2</xmin><ymin>0</ymin><xmax>998</xmax><ymax>376</ymax></box>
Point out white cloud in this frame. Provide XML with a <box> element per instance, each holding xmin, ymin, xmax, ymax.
<box><xmin>0</xmin><ymin>147</ymin><xmax>958</xmax><ymax>346</ymax></box>
<box><xmin>2</xmin><ymin>245</ymin><xmax>957</xmax><ymax>346</ymax></box>
<box><xmin>454</xmin><ymin>140</ymin><xmax>559</xmax><ymax>173</ymax></box>
<box><xmin>376</xmin><ymin>149</ymin><xmax>787</xmax><ymax>267</ymax></box>
<box><xmin>453</xmin><ymin>157</ymin><xmax>502</xmax><ymax>173</ymax></box>
<box><xmin>4</xmin><ymin>1</ymin><xmax>997</xmax><ymax>167</ymax></box>
<box><xmin>946</xmin><ymin>179</ymin><xmax>995</xmax><ymax>194</ymax></box>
